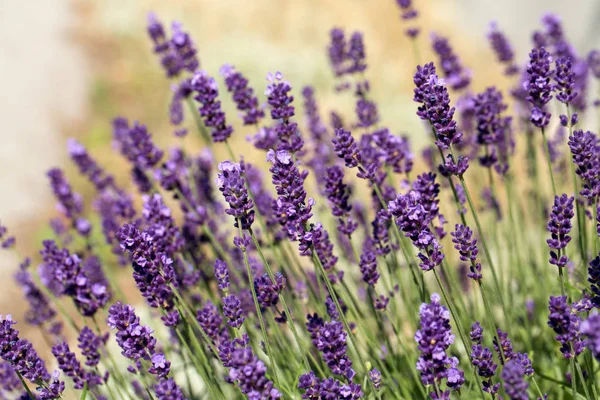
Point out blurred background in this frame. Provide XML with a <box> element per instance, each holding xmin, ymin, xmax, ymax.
<box><xmin>1</xmin><ymin>0</ymin><xmax>599</xmax><ymax>338</ymax></box>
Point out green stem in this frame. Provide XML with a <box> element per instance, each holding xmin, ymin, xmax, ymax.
<box><xmin>237</xmin><ymin>225</ymin><xmax>281</xmax><ymax>389</ymax></box>
<box><xmin>16</xmin><ymin>371</ymin><xmax>35</xmax><ymax>400</ymax></box>
<box><xmin>247</xmin><ymin>227</ymin><xmax>318</xmax><ymax>375</ymax></box>
<box><xmin>432</xmin><ymin>270</ymin><xmax>486</xmax><ymax>399</ymax></box>
<box><xmin>311</xmin><ymin>251</ymin><xmax>382</xmax><ymax>399</ymax></box>
<box><xmin>458</xmin><ymin>175</ymin><xmax>508</xmax><ymax>322</ymax></box>
<box><xmin>540</xmin><ymin>126</ymin><xmax>557</xmax><ymax>196</ymax></box>
<box><xmin>185</xmin><ymin>97</ymin><xmax>211</xmax><ymax>145</ymax></box>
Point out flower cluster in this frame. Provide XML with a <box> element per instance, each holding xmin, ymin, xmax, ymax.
<box><xmin>546</xmin><ymin>194</ymin><xmax>574</xmax><ymax>268</ymax></box>
<box><xmin>548</xmin><ymin>296</ymin><xmax>584</xmax><ymax>358</ymax></box>
<box><xmin>415</xmin><ymin>294</ymin><xmax>464</xmax><ymax>397</ymax></box>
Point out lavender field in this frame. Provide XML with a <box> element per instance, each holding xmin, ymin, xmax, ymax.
<box><xmin>2</xmin><ymin>1</ymin><xmax>600</xmax><ymax>399</ymax></box>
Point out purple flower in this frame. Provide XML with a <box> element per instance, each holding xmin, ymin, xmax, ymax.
<box><xmin>148</xmin><ymin>353</ymin><xmax>171</xmax><ymax>378</ymax></box>
<box><xmin>13</xmin><ymin>258</ymin><xmax>56</xmax><ymax>327</ymax></box>
<box><xmin>51</xmin><ymin>342</ymin><xmax>88</xmax><ymax>389</ymax></box>
<box><xmin>548</xmin><ymin>295</ymin><xmax>584</xmax><ymax>358</ymax></box>
<box><xmin>471</xmin><ymin>345</ymin><xmax>499</xmax><ymax>394</ymax></box>
<box><xmin>554</xmin><ymin>56</ymin><xmax>577</xmax><ymax>104</ymax></box>
<box><xmin>47</xmin><ymin>168</ymin><xmax>92</xmax><ymax>236</ymax></box>
<box><xmin>67</xmin><ymin>138</ymin><xmax>115</xmax><ymax>191</ymax></box>
<box><xmin>228</xmin><ymin>346</ymin><xmax>281</xmax><ymax>399</ymax></box>
<box><xmin>470</xmin><ymin>322</ymin><xmax>483</xmax><ymax>344</ymax></box>
<box><xmin>581</xmin><ymin>313</ymin><xmax>600</xmax><ymax>360</ymax></box>
<box><xmin>315</xmin><ymin>320</ymin><xmax>355</xmax><ymax>380</ymax></box>
<box><xmin>372</xmin><ymin>129</ymin><xmax>414</xmax><ymax>175</ymax></box>
<box><xmin>78</xmin><ymin>326</ymin><xmax>106</xmax><ymax>367</ymax></box>
<box><xmin>502</xmin><ymin>360</ymin><xmax>528</xmax><ymax>400</ymax></box>
<box><xmin>154</xmin><ymin>378</ymin><xmax>185</xmax><ymax>400</ymax></box>
<box><xmin>328</xmin><ymin>28</ymin><xmax>347</xmax><ymax>77</ymax></box>
<box><xmin>0</xmin><ymin>361</ymin><xmax>21</xmax><ymax>393</ymax></box>
<box><xmin>196</xmin><ymin>301</ymin><xmax>226</xmax><ymax>343</ymax></box>
<box><xmin>355</xmin><ymin>98</ymin><xmax>379</xmax><ymax>128</ymax></box>
<box><xmin>254</xmin><ymin>273</ymin><xmax>285</xmax><ymax>308</ymax></box>
<box><xmin>568</xmin><ymin>129</ymin><xmax>599</xmax><ymax>199</ymax></box>
<box><xmin>0</xmin><ymin>315</ymin><xmax>59</xmax><ymax>395</ymax></box>
<box><xmin>359</xmin><ymin>242</ymin><xmax>379</xmax><ymax>286</ymax></box>
<box><xmin>114</xmin><ymin>120</ymin><xmax>164</xmax><ymax>169</ymax></box>
<box><xmin>214</xmin><ymin>259</ymin><xmax>230</xmax><ymax>291</ymax></box>
<box><xmin>346</xmin><ymin>32</ymin><xmax>367</xmax><ymax>75</ymax></box>
<box><xmin>40</xmin><ymin>240</ymin><xmax>110</xmax><ymax>317</ymax></box>
<box><xmin>217</xmin><ymin>161</ymin><xmax>255</xmax><ymax>229</ymax></box>
<box><xmin>415</xmin><ymin>293</ymin><xmax>464</xmax><ymax>392</ymax></box>
<box><xmin>266</xmin><ymin>72</ymin><xmax>304</xmax><ymax>154</ymax></box>
<box><xmin>147</xmin><ymin>13</ymin><xmax>181</xmax><ymax>77</ymax></box>
<box><xmin>306</xmin><ymin>224</ymin><xmax>340</xmax><ymax>282</ymax></box>
<box><xmin>589</xmin><ymin>255</ymin><xmax>600</xmax><ymax>307</ymax></box>
<box><xmin>372</xmin><ymin>210</ymin><xmax>391</xmax><ymax>256</ymax></box>
<box><xmin>267</xmin><ymin>149</ymin><xmax>313</xmax><ymax>241</ymax></box>
<box><xmin>107</xmin><ymin>302</ymin><xmax>156</xmax><ymax>361</ymax></box>
<box><xmin>451</xmin><ymin>224</ymin><xmax>482</xmax><ymax>281</ymax></box>
<box><xmin>324</xmin><ymin>166</ymin><xmax>357</xmax><ymax>236</ymax></box>
<box><xmin>221</xmin><ymin>64</ymin><xmax>264</xmax><ymax>125</ymax></box>
<box><xmin>223</xmin><ymin>294</ymin><xmax>244</xmax><ymax>329</ymax></box>
<box><xmin>191</xmin><ymin>70</ymin><xmax>233</xmax><ymax>142</ymax></box>
<box><xmin>431</xmin><ymin>34</ymin><xmax>471</xmax><ymax>90</ymax></box>
<box><xmin>524</xmin><ymin>47</ymin><xmax>554</xmax><ymax>127</ymax></box>
<box><xmin>473</xmin><ymin>87</ymin><xmax>511</xmax><ymax>170</ymax></box>
<box><xmin>388</xmin><ymin>191</ymin><xmax>444</xmax><ymax>271</ymax></box>
<box><xmin>413</xmin><ymin>63</ymin><xmax>463</xmax><ymax>150</ymax></box>
<box><xmin>333</xmin><ymin>128</ymin><xmax>361</xmax><ymax>169</ymax></box>
<box><xmin>487</xmin><ymin>22</ymin><xmax>518</xmax><ymax>75</ymax></box>
<box><xmin>546</xmin><ymin>194</ymin><xmax>574</xmax><ymax>268</ymax></box>
<box><xmin>369</xmin><ymin>368</ymin><xmax>382</xmax><ymax>390</ymax></box>
<box><xmin>171</xmin><ymin>21</ymin><xmax>199</xmax><ymax>73</ymax></box>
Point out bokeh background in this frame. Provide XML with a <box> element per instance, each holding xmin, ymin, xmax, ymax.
<box><xmin>1</xmin><ymin>0</ymin><xmax>599</xmax><ymax>347</ymax></box>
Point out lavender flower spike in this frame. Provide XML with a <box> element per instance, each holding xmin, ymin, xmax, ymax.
<box><xmin>415</xmin><ymin>293</ymin><xmax>464</xmax><ymax>396</ymax></box>
<box><xmin>487</xmin><ymin>22</ymin><xmax>518</xmax><ymax>75</ymax></box>
<box><xmin>548</xmin><ymin>295</ymin><xmax>584</xmax><ymax>358</ymax></box>
<box><xmin>451</xmin><ymin>224</ymin><xmax>482</xmax><ymax>281</ymax></box>
<box><xmin>502</xmin><ymin>360</ymin><xmax>528</xmax><ymax>400</ymax></box>
<box><xmin>191</xmin><ymin>70</ymin><xmax>233</xmax><ymax>142</ymax></box>
<box><xmin>554</xmin><ymin>56</ymin><xmax>577</xmax><ymax>104</ymax></box>
<box><xmin>524</xmin><ymin>47</ymin><xmax>554</xmax><ymax>128</ymax></box>
<box><xmin>221</xmin><ymin>64</ymin><xmax>265</xmax><ymax>125</ymax></box>
<box><xmin>217</xmin><ymin>161</ymin><xmax>255</xmax><ymax>230</ymax></box>
<box><xmin>581</xmin><ymin>313</ymin><xmax>600</xmax><ymax>361</ymax></box>
<box><xmin>546</xmin><ymin>194</ymin><xmax>574</xmax><ymax>268</ymax></box>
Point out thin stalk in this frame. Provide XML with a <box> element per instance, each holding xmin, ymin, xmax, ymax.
<box><xmin>478</xmin><ymin>281</ymin><xmax>504</xmax><ymax>363</ymax></box>
<box><xmin>247</xmin><ymin>227</ymin><xmax>315</xmax><ymax>374</ymax></box>
<box><xmin>575</xmin><ymin>357</ymin><xmax>593</xmax><ymax>400</ymax></box>
<box><xmin>185</xmin><ymin>97</ymin><xmax>211</xmax><ymax>145</ymax></box>
<box><xmin>371</xmin><ymin>181</ymin><xmax>427</xmax><ymax>301</ymax></box>
<box><xmin>432</xmin><ymin>270</ymin><xmax>486</xmax><ymax>400</ymax></box>
<box><xmin>567</xmin><ymin>104</ymin><xmax>588</xmax><ymax>266</ymax></box>
<box><xmin>540</xmin><ymin>126</ymin><xmax>557</xmax><ymax>196</ymax></box>
<box><xmin>458</xmin><ymin>174</ymin><xmax>508</xmax><ymax>321</ymax></box>
<box><xmin>16</xmin><ymin>371</ymin><xmax>35</xmax><ymax>400</ymax></box>
<box><xmin>236</xmin><ymin>225</ymin><xmax>281</xmax><ymax>389</ymax></box>
<box><xmin>311</xmin><ymin>251</ymin><xmax>382</xmax><ymax>399</ymax></box>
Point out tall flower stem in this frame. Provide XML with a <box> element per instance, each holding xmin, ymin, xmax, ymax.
<box><xmin>477</xmin><ymin>281</ymin><xmax>504</xmax><ymax>363</ymax></box>
<box><xmin>541</xmin><ymin>126</ymin><xmax>557</xmax><ymax>196</ymax></box>
<box><xmin>574</xmin><ymin>356</ymin><xmax>593</xmax><ymax>400</ymax></box>
<box><xmin>432</xmin><ymin>269</ymin><xmax>486</xmax><ymax>399</ymax></box>
<box><xmin>370</xmin><ymin>181</ymin><xmax>427</xmax><ymax>301</ymax></box>
<box><xmin>310</xmin><ymin>250</ymin><xmax>382</xmax><ymax>399</ymax></box>
<box><xmin>15</xmin><ymin>371</ymin><xmax>35</xmax><ymax>400</ymax></box>
<box><xmin>234</xmin><ymin>224</ymin><xmax>281</xmax><ymax>389</ymax></box>
<box><xmin>566</xmin><ymin>104</ymin><xmax>588</xmax><ymax>266</ymax></box>
<box><xmin>246</xmin><ymin>227</ymin><xmax>321</xmax><ymax>375</ymax></box>
<box><xmin>185</xmin><ymin>97</ymin><xmax>211</xmax><ymax>145</ymax></box>
<box><xmin>458</xmin><ymin>173</ymin><xmax>508</xmax><ymax>321</ymax></box>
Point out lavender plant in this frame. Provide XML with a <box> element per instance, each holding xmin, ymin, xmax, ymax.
<box><xmin>4</xmin><ymin>5</ymin><xmax>600</xmax><ymax>400</ymax></box>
